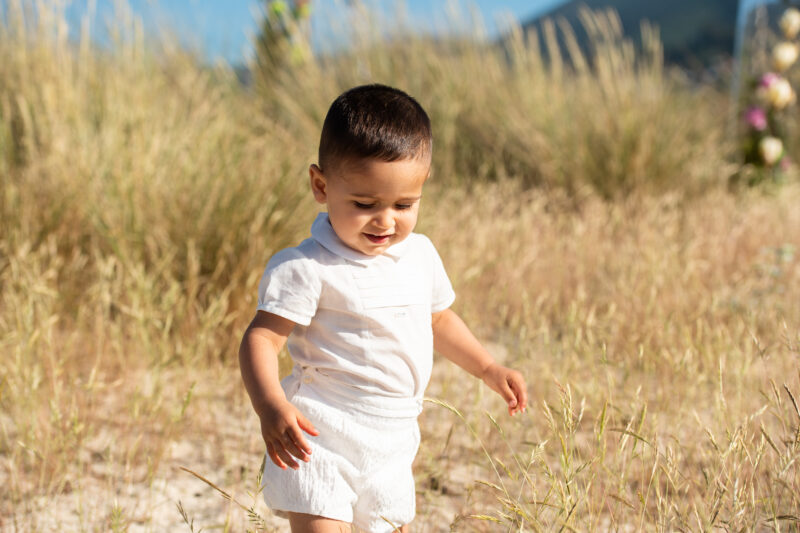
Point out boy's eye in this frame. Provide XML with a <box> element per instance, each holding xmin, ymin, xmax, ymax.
<box><xmin>395</xmin><ymin>204</ymin><xmax>413</xmax><ymax>210</ymax></box>
<box><xmin>353</xmin><ymin>201</ymin><xmax>375</xmax><ymax>209</ymax></box>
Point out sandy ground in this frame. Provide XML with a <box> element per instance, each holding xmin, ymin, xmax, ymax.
<box><xmin>3</xmin><ymin>354</ymin><xmax>507</xmax><ymax>532</ymax></box>
<box><xmin>4</xmin><ymin>462</ymin><xmax>485</xmax><ymax>532</ymax></box>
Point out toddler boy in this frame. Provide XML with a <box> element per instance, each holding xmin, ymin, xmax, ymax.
<box><xmin>239</xmin><ymin>84</ymin><xmax>527</xmax><ymax>532</ymax></box>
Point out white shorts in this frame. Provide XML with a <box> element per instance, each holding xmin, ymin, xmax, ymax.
<box><xmin>261</xmin><ymin>373</ymin><xmax>421</xmax><ymax>532</ymax></box>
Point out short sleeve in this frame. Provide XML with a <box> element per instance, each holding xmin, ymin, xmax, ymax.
<box><xmin>256</xmin><ymin>248</ymin><xmax>321</xmax><ymax>326</ymax></box>
<box><xmin>427</xmin><ymin>238</ymin><xmax>456</xmax><ymax>313</ymax></box>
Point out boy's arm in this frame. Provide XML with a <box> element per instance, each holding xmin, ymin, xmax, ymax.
<box><xmin>239</xmin><ymin>311</ymin><xmax>319</xmax><ymax>470</ymax></box>
<box><xmin>431</xmin><ymin>308</ymin><xmax>528</xmax><ymax>415</ymax></box>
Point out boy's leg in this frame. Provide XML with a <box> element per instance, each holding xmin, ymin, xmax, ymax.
<box><xmin>289</xmin><ymin>513</ymin><xmax>411</xmax><ymax>532</ymax></box>
<box><xmin>288</xmin><ymin>512</ymin><xmax>350</xmax><ymax>533</ymax></box>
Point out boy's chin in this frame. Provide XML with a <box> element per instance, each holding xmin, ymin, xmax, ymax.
<box><xmin>350</xmin><ymin>237</ymin><xmax>396</xmax><ymax>256</ymax></box>
<box><xmin>355</xmin><ymin>244</ymin><xmax>389</xmax><ymax>256</ymax></box>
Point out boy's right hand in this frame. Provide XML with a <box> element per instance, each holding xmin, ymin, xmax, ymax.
<box><xmin>259</xmin><ymin>399</ymin><xmax>319</xmax><ymax>470</ymax></box>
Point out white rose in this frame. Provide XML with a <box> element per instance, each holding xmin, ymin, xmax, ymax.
<box><xmin>780</xmin><ymin>8</ymin><xmax>800</xmax><ymax>39</ymax></box>
<box><xmin>769</xmin><ymin>77</ymin><xmax>795</xmax><ymax>109</ymax></box>
<box><xmin>759</xmin><ymin>136</ymin><xmax>784</xmax><ymax>166</ymax></box>
<box><xmin>773</xmin><ymin>42</ymin><xmax>799</xmax><ymax>72</ymax></box>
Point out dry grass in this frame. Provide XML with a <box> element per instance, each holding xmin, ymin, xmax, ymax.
<box><xmin>416</xmin><ymin>182</ymin><xmax>800</xmax><ymax>530</ymax></box>
<box><xmin>1</xmin><ymin>1</ymin><xmax>799</xmax><ymax>531</ymax></box>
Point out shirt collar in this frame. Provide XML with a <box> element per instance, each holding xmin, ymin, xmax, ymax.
<box><xmin>310</xmin><ymin>212</ymin><xmax>410</xmax><ymax>265</ymax></box>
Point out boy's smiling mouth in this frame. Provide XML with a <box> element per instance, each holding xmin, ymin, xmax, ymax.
<box><xmin>364</xmin><ymin>233</ymin><xmax>393</xmax><ymax>244</ymax></box>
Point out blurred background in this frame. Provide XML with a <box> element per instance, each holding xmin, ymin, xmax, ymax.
<box><xmin>2</xmin><ymin>1</ymin><xmax>799</xmax><ymax>531</ymax></box>
<box><xmin>59</xmin><ymin>0</ymin><xmax>744</xmax><ymax>70</ymax></box>
<box><xmin>63</xmin><ymin>1</ymin><xmax>567</xmax><ymax>65</ymax></box>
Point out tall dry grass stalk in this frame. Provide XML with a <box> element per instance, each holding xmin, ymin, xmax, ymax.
<box><xmin>1</xmin><ymin>0</ymin><xmax>798</xmax><ymax>531</ymax></box>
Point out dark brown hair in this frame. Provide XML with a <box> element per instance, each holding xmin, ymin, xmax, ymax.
<box><xmin>318</xmin><ymin>84</ymin><xmax>432</xmax><ymax>172</ymax></box>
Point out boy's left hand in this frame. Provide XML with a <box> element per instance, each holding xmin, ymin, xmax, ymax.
<box><xmin>480</xmin><ymin>362</ymin><xmax>528</xmax><ymax>416</ymax></box>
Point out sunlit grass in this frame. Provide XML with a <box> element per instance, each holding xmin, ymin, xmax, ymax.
<box><xmin>1</xmin><ymin>0</ymin><xmax>798</xmax><ymax>531</ymax></box>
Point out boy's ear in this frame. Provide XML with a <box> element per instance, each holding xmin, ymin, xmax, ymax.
<box><xmin>309</xmin><ymin>164</ymin><xmax>327</xmax><ymax>204</ymax></box>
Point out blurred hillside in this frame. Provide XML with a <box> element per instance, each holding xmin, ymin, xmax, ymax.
<box><xmin>522</xmin><ymin>0</ymin><xmax>738</xmax><ymax>71</ymax></box>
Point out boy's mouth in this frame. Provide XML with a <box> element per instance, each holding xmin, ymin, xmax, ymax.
<box><xmin>364</xmin><ymin>233</ymin><xmax>392</xmax><ymax>244</ymax></box>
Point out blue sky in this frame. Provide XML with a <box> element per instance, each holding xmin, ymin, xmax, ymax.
<box><xmin>63</xmin><ymin>0</ymin><xmax>567</xmax><ymax>65</ymax></box>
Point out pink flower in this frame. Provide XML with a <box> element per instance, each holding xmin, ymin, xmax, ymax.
<box><xmin>744</xmin><ymin>107</ymin><xmax>768</xmax><ymax>131</ymax></box>
<box><xmin>759</xmin><ymin>72</ymin><xmax>781</xmax><ymax>89</ymax></box>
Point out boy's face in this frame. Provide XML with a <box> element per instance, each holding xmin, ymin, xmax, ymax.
<box><xmin>309</xmin><ymin>156</ymin><xmax>430</xmax><ymax>256</ymax></box>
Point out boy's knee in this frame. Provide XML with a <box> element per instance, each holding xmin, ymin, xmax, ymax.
<box><xmin>288</xmin><ymin>512</ymin><xmax>350</xmax><ymax>533</ymax></box>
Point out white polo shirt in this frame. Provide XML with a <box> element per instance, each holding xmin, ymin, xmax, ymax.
<box><xmin>257</xmin><ymin>212</ymin><xmax>455</xmax><ymax>417</ymax></box>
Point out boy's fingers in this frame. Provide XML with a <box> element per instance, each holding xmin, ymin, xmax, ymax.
<box><xmin>288</xmin><ymin>429</ymin><xmax>311</xmax><ymax>457</ymax></box>
<box><xmin>499</xmin><ymin>378</ymin><xmax>517</xmax><ymax>407</ymax></box>
<box><xmin>275</xmin><ymin>442</ymin><xmax>300</xmax><ymax>469</ymax></box>
<box><xmin>510</xmin><ymin>376</ymin><xmax>528</xmax><ymax>409</ymax></box>
<box><xmin>281</xmin><ymin>432</ymin><xmax>309</xmax><ymax>461</ymax></box>
<box><xmin>267</xmin><ymin>443</ymin><xmax>287</xmax><ymax>470</ymax></box>
<box><xmin>296</xmin><ymin>411</ymin><xmax>319</xmax><ymax>437</ymax></box>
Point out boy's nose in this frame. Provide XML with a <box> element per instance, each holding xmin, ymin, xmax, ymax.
<box><xmin>373</xmin><ymin>210</ymin><xmax>393</xmax><ymax>229</ymax></box>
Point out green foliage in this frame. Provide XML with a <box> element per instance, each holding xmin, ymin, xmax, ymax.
<box><xmin>254</xmin><ymin>0</ymin><xmax>312</xmax><ymax>96</ymax></box>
